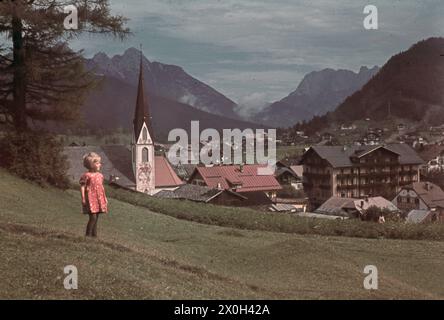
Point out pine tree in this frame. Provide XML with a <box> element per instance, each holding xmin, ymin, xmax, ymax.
<box><xmin>0</xmin><ymin>0</ymin><xmax>130</xmax><ymax>130</ymax></box>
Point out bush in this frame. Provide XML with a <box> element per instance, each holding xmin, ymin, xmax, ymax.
<box><xmin>104</xmin><ymin>185</ymin><xmax>444</xmax><ymax>241</ymax></box>
<box><xmin>361</xmin><ymin>206</ymin><xmax>404</xmax><ymax>223</ymax></box>
<box><xmin>0</xmin><ymin>130</ymin><xmax>70</xmax><ymax>189</ymax></box>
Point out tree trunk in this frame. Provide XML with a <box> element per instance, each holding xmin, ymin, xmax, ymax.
<box><xmin>12</xmin><ymin>15</ymin><xmax>26</xmax><ymax>130</ymax></box>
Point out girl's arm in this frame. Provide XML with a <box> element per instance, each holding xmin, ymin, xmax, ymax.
<box><xmin>80</xmin><ymin>185</ymin><xmax>86</xmax><ymax>205</ymax></box>
<box><xmin>101</xmin><ymin>174</ymin><xmax>108</xmax><ymax>205</ymax></box>
<box><xmin>79</xmin><ymin>173</ymin><xmax>88</xmax><ymax>205</ymax></box>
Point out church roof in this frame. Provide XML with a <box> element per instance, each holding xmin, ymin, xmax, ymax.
<box><xmin>154</xmin><ymin>156</ymin><xmax>185</xmax><ymax>187</ymax></box>
<box><xmin>133</xmin><ymin>56</ymin><xmax>154</xmax><ymax>140</ymax></box>
<box><xmin>63</xmin><ymin>146</ymin><xmax>183</xmax><ymax>189</ymax></box>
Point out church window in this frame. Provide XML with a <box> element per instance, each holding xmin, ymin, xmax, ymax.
<box><xmin>142</xmin><ymin>147</ymin><xmax>149</xmax><ymax>162</ymax></box>
<box><xmin>143</xmin><ymin>127</ymin><xmax>148</xmax><ymax>141</ymax></box>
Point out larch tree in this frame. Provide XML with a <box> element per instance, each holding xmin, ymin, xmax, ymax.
<box><xmin>0</xmin><ymin>0</ymin><xmax>130</xmax><ymax>131</ymax></box>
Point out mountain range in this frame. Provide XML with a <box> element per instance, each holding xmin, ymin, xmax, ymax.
<box><xmin>319</xmin><ymin>37</ymin><xmax>444</xmax><ymax>126</ymax></box>
<box><xmin>81</xmin><ymin>50</ymin><xmax>265</xmax><ymax>142</ymax></box>
<box><xmin>81</xmin><ymin>47</ymin><xmax>381</xmax><ymax>134</ymax></box>
<box><xmin>81</xmin><ymin>37</ymin><xmax>443</xmax><ymax>137</ymax></box>
<box><xmin>85</xmin><ymin>48</ymin><xmax>239</xmax><ymax>120</ymax></box>
<box><xmin>252</xmin><ymin>66</ymin><xmax>380</xmax><ymax>127</ymax></box>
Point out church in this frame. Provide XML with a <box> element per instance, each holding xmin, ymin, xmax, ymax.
<box><xmin>64</xmin><ymin>54</ymin><xmax>184</xmax><ymax>194</ymax></box>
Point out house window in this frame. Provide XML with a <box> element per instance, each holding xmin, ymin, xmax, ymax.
<box><xmin>142</xmin><ymin>147</ymin><xmax>149</xmax><ymax>162</ymax></box>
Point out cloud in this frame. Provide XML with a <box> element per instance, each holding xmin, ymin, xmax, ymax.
<box><xmin>178</xmin><ymin>93</ymin><xmax>198</xmax><ymax>108</ymax></box>
<box><xmin>235</xmin><ymin>92</ymin><xmax>270</xmax><ymax>119</ymax></box>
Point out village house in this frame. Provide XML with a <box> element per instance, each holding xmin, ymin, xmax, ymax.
<box><xmin>321</xmin><ymin>132</ymin><xmax>334</xmax><ymax>141</ymax></box>
<box><xmin>412</xmin><ymin>136</ymin><xmax>428</xmax><ymax>148</ymax></box>
<box><xmin>154</xmin><ymin>183</ymin><xmax>250</xmax><ymax>206</ymax></box>
<box><xmin>274</xmin><ymin>161</ymin><xmax>303</xmax><ymax>190</ymax></box>
<box><xmin>406</xmin><ymin>210</ymin><xmax>436</xmax><ymax>224</ymax></box>
<box><xmin>269</xmin><ymin>198</ymin><xmax>308</xmax><ymax>212</ymax></box>
<box><xmin>418</xmin><ymin>144</ymin><xmax>444</xmax><ymax>174</ymax></box>
<box><xmin>397</xmin><ymin>123</ymin><xmax>406</xmax><ymax>132</ymax></box>
<box><xmin>429</xmin><ymin>125</ymin><xmax>444</xmax><ymax>136</ymax></box>
<box><xmin>339</xmin><ymin>123</ymin><xmax>357</xmax><ymax>131</ymax></box>
<box><xmin>315</xmin><ymin>196</ymin><xmax>399</xmax><ymax>218</ymax></box>
<box><xmin>392</xmin><ymin>181</ymin><xmax>444</xmax><ymax>223</ymax></box>
<box><xmin>188</xmin><ymin>164</ymin><xmax>282</xmax><ymax>205</ymax></box>
<box><xmin>300</xmin><ymin>144</ymin><xmax>424</xmax><ymax>209</ymax></box>
<box><xmin>362</xmin><ymin>132</ymin><xmax>381</xmax><ymax>145</ymax></box>
<box><xmin>314</xmin><ymin>197</ymin><xmax>356</xmax><ymax>217</ymax></box>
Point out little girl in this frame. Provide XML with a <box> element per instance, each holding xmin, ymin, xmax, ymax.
<box><xmin>79</xmin><ymin>152</ymin><xmax>108</xmax><ymax>237</ymax></box>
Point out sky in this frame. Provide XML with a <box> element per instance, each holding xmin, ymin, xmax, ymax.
<box><xmin>72</xmin><ymin>0</ymin><xmax>444</xmax><ymax>110</ymax></box>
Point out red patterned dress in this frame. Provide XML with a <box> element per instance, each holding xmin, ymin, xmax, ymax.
<box><xmin>79</xmin><ymin>172</ymin><xmax>108</xmax><ymax>214</ymax></box>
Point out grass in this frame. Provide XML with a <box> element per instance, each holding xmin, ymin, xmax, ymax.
<box><xmin>105</xmin><ymin>184</ymin><xmax>444</xmax><ymax>241</ymax></box>
<box><xmin>1</xmin><ymin>168</ymin><xmax>444</xmax><ymax>299</ymax></box>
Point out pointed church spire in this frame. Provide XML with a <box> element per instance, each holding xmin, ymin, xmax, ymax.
<box><xmin>133</xmin><ymin>45</ymin><xmax>154</xmax><ymax>141</ymax></box>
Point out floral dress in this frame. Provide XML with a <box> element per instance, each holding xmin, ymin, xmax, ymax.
<box><xmin>79</xmin><ymin>172</ymin><xmax>108</xmax><ymax>214</ymax></box>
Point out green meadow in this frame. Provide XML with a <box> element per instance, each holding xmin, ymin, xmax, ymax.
<box><xmin>0</xmin><ymin>169</ymin><xmax>443</xmax><ymax>299</ymax></box>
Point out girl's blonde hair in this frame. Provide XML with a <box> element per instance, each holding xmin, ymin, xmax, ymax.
<box><xmin>83</xmin><ymin>152</ymin><xmax>101</xmax><ymax>170</ymax></box>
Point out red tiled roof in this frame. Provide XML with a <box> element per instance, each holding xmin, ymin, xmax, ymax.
<box><xmin>194</xmin><ymin>165</ymin><xmax>282</xmax><ymax>193</ymax></box>
<box><xmin>155</xmin><ymin>156</ymin><xmax>184</xmax><ymax>187</ymax></box>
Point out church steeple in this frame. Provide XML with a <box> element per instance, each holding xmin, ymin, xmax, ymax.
<box><xmin>133</xmin><ymin>48</ymin><xmax>153</xmax><ymax>141</ymax></box>
<box><xmin>132</xmin><ymin>47</ymin><xmax>156</xmax><ymax>195</ymax></box>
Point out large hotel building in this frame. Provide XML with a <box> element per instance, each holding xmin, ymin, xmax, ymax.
<box><xmin>300</xmin><ymin>144</ymin><xmax>424</xmax><ymax>209</ymax></box>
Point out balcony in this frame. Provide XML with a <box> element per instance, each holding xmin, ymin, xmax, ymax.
<box><xmin>399</xmin><ymin>170</ymin><xmax>417</xmax><ymax>176</ymax></box>
<box><xmin>358</xmin><ymin>160</ymin><xmax>400</xmax><ymax>167</ymax></box>
<box><xmin>358</xmin><ymin>171</ymin><xmax>398</xmax><ymax>177</ymax></box>
<box><xmin>359</xmin><ymin>182</ymin><xmax>387</xmax><ymax>188</ymax></box>
<box><xmin>336</xmin><ymin>173</ymin><xmax>356</xmax><ymax>179</ymax></box>
<box><xmin>336</xmin><ymin>184</ymin><xmax>357</xmax><ymax>190</ymax></box>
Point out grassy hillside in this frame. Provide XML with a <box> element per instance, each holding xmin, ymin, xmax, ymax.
<box><xmin>0</xmin><ymin>169</ymin><xmax>443</xmax><ymax>299</ymax></box>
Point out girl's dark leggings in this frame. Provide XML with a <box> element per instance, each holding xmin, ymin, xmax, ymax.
<box><xmin>86</xmin><ymin>213</ymin><xmax>99</xmax><ymax>237</ymax></box>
